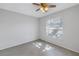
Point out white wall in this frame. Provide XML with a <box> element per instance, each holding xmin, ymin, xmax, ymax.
<box><xmin>40</xmin><ymin>5</ymin><xmax>79</xmax><ymax>53</ymax></box>
<box><xmin>0</xmin><ymin>9</ymin><xmax>39</xmax><ymax>50</ymax></box>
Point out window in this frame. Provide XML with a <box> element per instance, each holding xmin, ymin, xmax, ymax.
<box><xmin>46</xmin><ymin>17</ymin><xmax>64</xmax><ymax>39</ymax></box>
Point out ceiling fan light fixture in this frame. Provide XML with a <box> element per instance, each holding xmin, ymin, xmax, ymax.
<box><xmin>40</xmin><ymin>6</ymin><xmax>48</xmax><ymax>13</ymax></box>
<box><xmin>40</xmin><ymin>7</ymin><xmax>45</xmax><ymax>12</ymax></box>
<box><xmin>40</xmin><ymin>3</ymin><xmax>48</xmax><ymax>13</ymax></box>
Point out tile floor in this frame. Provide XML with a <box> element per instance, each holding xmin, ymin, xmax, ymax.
<box><xmin>0</xmin><ymin>39</ymin><xmax>79</xmax><ymax>56</ymax></box>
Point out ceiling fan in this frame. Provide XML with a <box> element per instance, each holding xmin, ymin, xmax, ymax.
<box><xmin>32</xmin><ymin>3</ymin><xmax>56</xmax><ymax>13</ymax></box>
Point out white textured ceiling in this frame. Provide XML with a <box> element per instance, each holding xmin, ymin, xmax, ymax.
<box><xmin>0</xmin><ymin>3</ymin><xmax>78</xmax><ymax>18</ymax></box>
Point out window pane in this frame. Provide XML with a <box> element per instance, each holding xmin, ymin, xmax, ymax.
<box><xmin>46</xmin><ymin>17</ymin><xmax>63</xmax><ymax>39</ymax></box>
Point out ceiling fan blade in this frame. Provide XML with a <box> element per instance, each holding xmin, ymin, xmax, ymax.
<box><xmin>36</xmin><ymin>8</ymin><xmax>40</xmax><ymax>11</ymax></box>
<box><xmin>32</xmin><ymin>3</ymin><xmax>40</xmax><ymax>6</ymax></box>
<box><xmin>49</xmin><ymin>5</ymin><xmax>56</xmax><ymax>8</ymax></box>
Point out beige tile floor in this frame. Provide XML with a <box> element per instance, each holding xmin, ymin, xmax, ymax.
<box><xmin>0</xmin><ymin>39</ymin><xmax>79</xmax><ymax>56</ymax></box>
